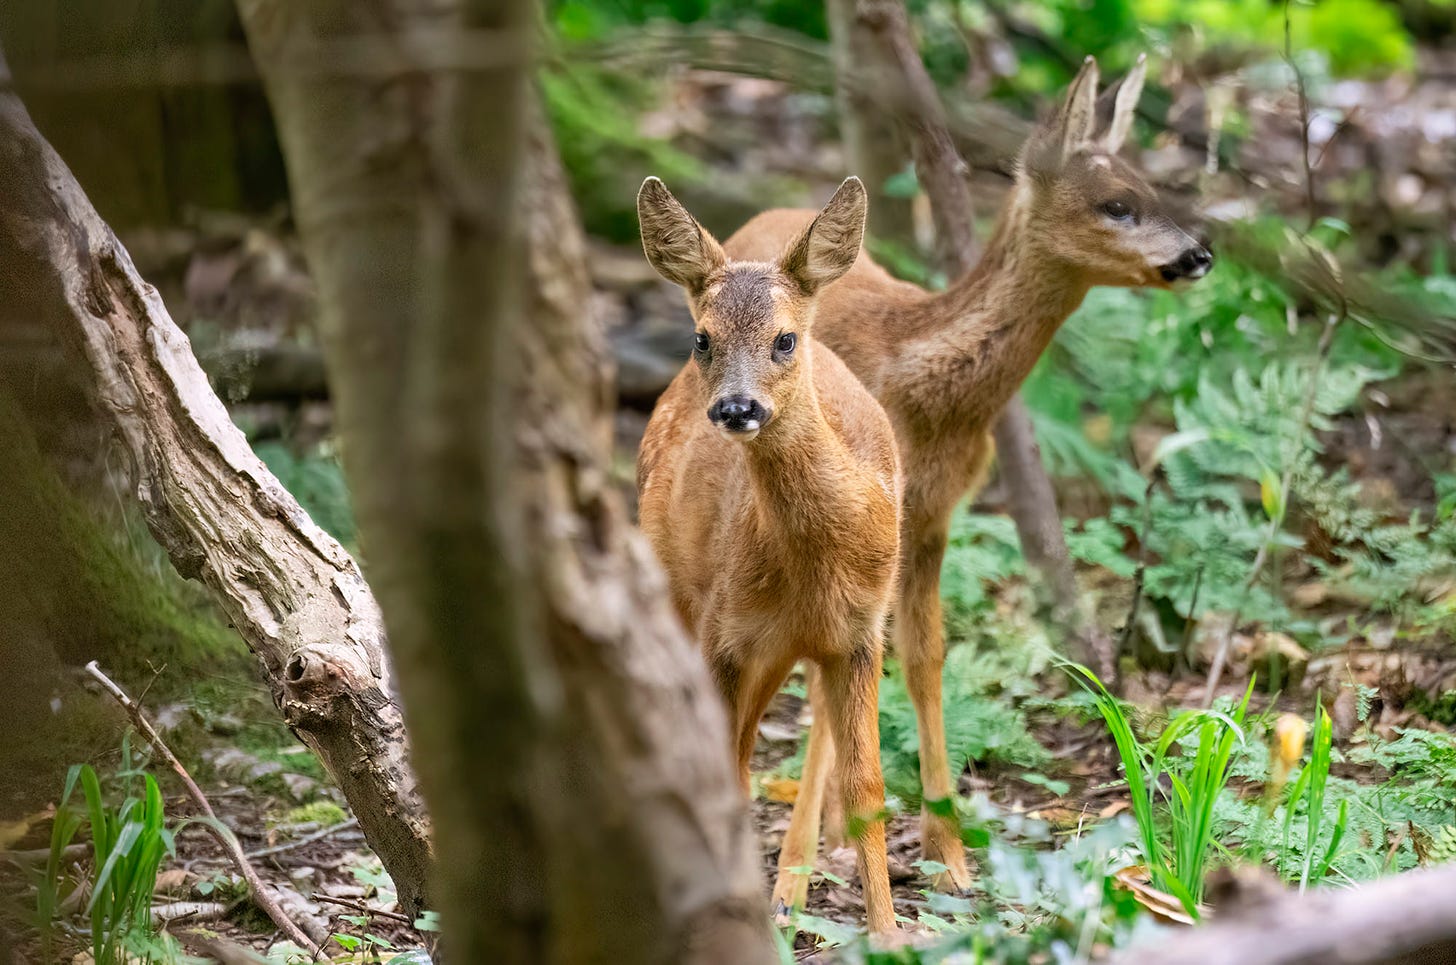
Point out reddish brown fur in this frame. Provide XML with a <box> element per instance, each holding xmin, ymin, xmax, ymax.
<box><xmin>636</xmin><ymin>177</ymin><xmax>900</xmax><ymax>934</ymax></box>
<box><xmin>727</xmin><ymin>56</ymin><xmax>1213</xmax><ymax>891</ymax></box>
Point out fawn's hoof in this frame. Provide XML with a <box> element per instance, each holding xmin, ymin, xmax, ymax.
<box><xmin>769</xmin><ymin>872</ymin><xmax>809</xmax><ymax>923</ymax></box>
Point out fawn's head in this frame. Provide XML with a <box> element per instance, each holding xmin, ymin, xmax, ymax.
<box><xmin>1018</xmin><ymin>55</ymin><xmax>1212</xmax><ymax>288</ymax></box>
<box><xmin>638</xmin><ymin>177</ymin><xmax>867</xmax><ymax>440</ymax></box>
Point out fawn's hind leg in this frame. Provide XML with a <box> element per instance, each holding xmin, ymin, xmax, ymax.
<box><xmin>897</xmin><ymin>510</ymin><xmax>972</xmax><ymax>892</ymax></box>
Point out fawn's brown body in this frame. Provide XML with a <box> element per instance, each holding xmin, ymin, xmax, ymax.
<box><xmin>636</xmin><ymin>177</ymin><xmax>900</xmax><ymax>933</ymax></box>
<box><xmin>727</xmin><ymin>57</ymin><xmax>1215</xmax><ymax>898</ymax></box>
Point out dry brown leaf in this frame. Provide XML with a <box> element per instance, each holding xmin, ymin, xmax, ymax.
<box><xmin>1027</xmin><ymin>806</ymin><xmax>1084</xmax><ymax>830</ymax></box>
<box><xmin>760</xmin><ymin>776</ymin><xmax>799</xmax><ymax>804</ymax></box>
<box><xmin>1098</xmin><ymin>800</ymin><xmax>1131</xmax><ymax>819</ymax></box>
<box><xmin>1112</xmin><ymin>865</ymin><xmax>1199</xmax><ymax>926</ymax></box>
<box><xmin>0</xmin><ymin>808</ymin><xmax>51</xmax><ymax>850</ymax></box>
<box><xmin>154</xmin><ymin>868</ymin><xmax>194</xmax><ymax>895</ymax></box>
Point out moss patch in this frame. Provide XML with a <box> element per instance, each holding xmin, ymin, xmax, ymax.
<box><xmin>0</xmin><ymin>395</ymin><xmax>248</xmax><ymax>812</ymax></box>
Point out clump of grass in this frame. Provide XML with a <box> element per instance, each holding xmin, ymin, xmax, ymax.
<box><xmin>1280</xmin><ymin>698</ymin><xmax>1348</xmax><ymax>891</ymax></box>
<box><xmin>1070</xmin><ymin>665</ymin><xmax>1253</xmax><ymax>916</ymax></box>
<box><xmin>36</xmin><ymin>739</ymin><xmax>176</xmax><ymax>964</ymax></box>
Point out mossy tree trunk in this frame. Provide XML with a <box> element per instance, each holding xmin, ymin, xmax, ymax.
<box><xmin>0</xmin><ymin>42</ymin><xmax>433</xmax><ymax>917</ymax></box>
<box><xmin>238</xmin><ymin>0</ymin><xmax>776</xmax><ymax>961</ymax></box>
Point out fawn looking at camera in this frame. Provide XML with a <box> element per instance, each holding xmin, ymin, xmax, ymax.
<box><xmin>635</xmin><ymin>176</ymin><xmax>899</xmax><ymax>934</ymax></box>
<box><xmin>727</xmin><ymin>56</ymin><xmax>1215</xmax><ymax>898</ymax></box>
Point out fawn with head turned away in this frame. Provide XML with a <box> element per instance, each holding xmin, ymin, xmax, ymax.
<box><xmin>635</xmin><ymin>176</ymin><xmax>900</xmax><ymax>934</ymax></box>
<box><xmin>725</xmin><ymin>56</ymin><xmax>1215</xmax><ymax>902</ymax></box>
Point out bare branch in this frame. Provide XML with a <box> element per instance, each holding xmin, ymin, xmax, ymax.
<box><xmin>84</xmin><ymin>661</ymin><xmax>322</xmax><ymax>958</ymax></box>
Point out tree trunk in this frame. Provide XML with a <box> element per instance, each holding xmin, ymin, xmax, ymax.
<box><xmin>825</xmin><ymin>0</ymin><xmax>914</xmax><ymax>244</ymax></box>
<box><xmin>0</xmin><ymin>44</ymin><xmax>433</xmax><ymax>916</ymax></box>
<box><xmin>238</xmin><ymin>1</ymin><xmax>776</xmax><ymax>962</ymax></box>
<box><xmin>851</xmin><ymin>0</ymin><xmax>1100</xmax><ymax>669</ymax></box>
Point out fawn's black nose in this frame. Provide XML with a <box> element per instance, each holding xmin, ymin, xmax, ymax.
<box><xmin>708</xmin><ymin>395</ymin><xmax>767</xmax><ymax>435</ymax></box>
<box><xmin>1161</xmin><ymin>245</ymin><xmax>1214</xmax><ymax>282</ymax></box>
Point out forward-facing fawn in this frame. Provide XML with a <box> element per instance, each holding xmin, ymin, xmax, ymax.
<box><xmin>727</xmin><ymin>56</ymin><xmax>1215</xmax><ymax>900</ymax></box>
<box><xmin>636</xmin><ymin>176</ymin><xmax>900</xmax><ymax>934</ymax></box>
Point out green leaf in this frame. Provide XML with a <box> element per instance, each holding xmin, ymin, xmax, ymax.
<box><xmin>1261</xmin><ymin>468</ymin><xmax>1285</xmax><ymax>521</ymax></box>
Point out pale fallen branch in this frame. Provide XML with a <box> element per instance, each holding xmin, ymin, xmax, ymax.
<box><xmin>1111</xmin><ymin>865</ymin><xmax>1456</xmax><ymax>965</ymax></box>
<box><xmin>150</xmin><ymin>900</ymin><xmax>230</xmax><ymax>925</ymax></box>
<box><xmin>0</xmin><ymin>843</ymin><xmax>89</xmax><ymax>866</ymax></box>
<box><xmin>244</xmin><ymin>817</ymin><xmax>360</xmax><ymax>861</ymax></box>
<box><xmin>83</xmin><ymin>661</ymin><xmax>322</xmax><ymax>959</ymax></box>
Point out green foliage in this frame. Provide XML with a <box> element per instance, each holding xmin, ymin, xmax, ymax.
<box><xmin>879</xmin><ymin>645</ymin><xmax>1050</xmax><ymax>808</ymax></box>
<box><xmin>1279</xmin><ymin>700</ymin><xmax>1347</xmax><ymax>890</ymax></box>
<box><xmin>793</xmin><ymin>804</ymin><xmax>1150</xmax><ymax>962</ymax></box>
<box><xmin>1298</xmin><ymin>466</ymin><xmax>1456</xmax><ymax>632</ymax></box>
<box><xmin>999</xmin><ymin>0</ymin><xmax>1411</xmax><ymax>88</ymax></box>
<box><xmin>1073</xmin><ymin>666</ymin><xmax>1252</xmax><ymax>915</ymax></box>
<box><xmin>939</xmin><ymin>514</ymin><xmax>1026</xmax><ymax>624</ymax></box>
<box><xmin>1412</xmin><ymin>689</ymin><xmax>1456</xmax><ymax>727</ymax></box>
<box><xmin>35</xmin><ymin>741</ymin><xmax>178</xmax><ymax>965</ymax></box>
<box><xmin>1428</xmin><ymin>825</ymin><xmax>1456</xmax><ymax>864</ymax></box>
<box><xmin>543</xmin><ymin>64</ymin><xmax>708</xmax><ymax>242</ymax></box>
<box><xmin>1015</xmin><ymin>228</ymin><xmax>1456</xmax><ymax>648</ymax></box>
<box><xmin>1227</xmin><ymin>722</ymin><xmax>1456</xmax><ymax>881</ymax></box>
<box><xmin>254</xmin><ymin>440</ymin><xmax>356</xmax><ymax>546</ymax></box>
<box><xmin>549</xmin><ymin>0</ymin><xmax>826</xmax><ymax>40</ymax></box>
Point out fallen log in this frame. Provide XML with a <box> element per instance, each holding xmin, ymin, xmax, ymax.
<box><xmin>1112</xmin><ymin>865</ymin><xmax>1456</xmax><ymax>965</ymax></box>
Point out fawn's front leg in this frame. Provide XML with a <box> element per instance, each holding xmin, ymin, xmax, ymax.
<box><xmin>771</xmin><ymin>667</ymin><xmax>834</xmax><ymax>916</ymax></box>
<box><xmin>819</xmin><ymin>643</ymin><xmax>895</xmax><ymax>935</ymax></box>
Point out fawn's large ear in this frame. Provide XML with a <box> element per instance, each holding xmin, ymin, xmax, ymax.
<box><xmin>778</xmin><ymin>177</ymin><xmax>867</xmax><ymax>296</ymax></box>
<box><xmin>1098</xmin><ymin>53</ymin><xmax>1146</xmax><ymax>153</ymax></box>
<box><xmin>1025</xmin><ymin>56</ymin><xmax>1100</xmax><ymax>175</ymax></box>
<box><xmin>638</xmin><ymin>177</ymin><xmax>726</xmax><ymax>294</ymax></box>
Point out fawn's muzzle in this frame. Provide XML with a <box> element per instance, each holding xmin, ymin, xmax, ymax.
<box><xmin>1160</xmin><ymin>245</ymin><xmax>1214</xmax><ymax>282</ymax></box>
<box><xmin>708</xmin><ymin>395</ymin><xmax>768</xmax><ymax>436</ymax></box>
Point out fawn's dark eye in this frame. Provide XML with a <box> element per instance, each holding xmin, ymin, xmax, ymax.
<box><xmin>1101</xmin><ymin>199</ymin><xmax>1134</xmax><ymax>222</ymax></box>
<box><xmin>693</xmin><ymin>332</ymin><xmax>710</xmax><ymax>353</ymax></box>
<box><xmin>775</xmin><ymin>332</ymin><xmax>797</xmax><ymax>355</ymax></box>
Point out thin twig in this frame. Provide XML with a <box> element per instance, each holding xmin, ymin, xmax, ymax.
<box><xmin>312</xmin><ymin>892</ymin><xmax>414</xmax><ymax>925</ymax></box>
<box><xmin>1115</xmin><ymin>474</ymin><xmax>1160</xmax><ymax>692</ymax></box>
<box><xmin>245</xmin><ymin>818</ymin><xmax>360</xmax><ymax>861</ymax></box>
<box><xmin>83</xmin><ymin>661</ymin><xmax>323</xmax><ymax>959</ymax></box>
<box><xmin>1283</xmin><ymin>0</ymin><xmax>1317</xmax><ymax>230</ymax></box>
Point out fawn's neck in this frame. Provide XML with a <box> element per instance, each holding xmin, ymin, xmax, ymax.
<box><xmin>742</xmin><ymin>355</ymin><xmax>858</xmax><ymax>539</ymax></box>
<box><xmin>904</xmin><ymin>187</ymin><xmax>1091</xmax><ymax>431</ymax></box>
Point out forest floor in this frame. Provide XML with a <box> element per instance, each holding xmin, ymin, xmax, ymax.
<box><xmin>8</xmin><ymin>609</ymin><xmax>1448</xmax><ymax>964</ymax></box>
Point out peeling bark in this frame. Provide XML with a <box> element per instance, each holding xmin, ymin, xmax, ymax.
<box><xmin>0</xmin><ymin>44</ymin><xmax>432</xmax><ymax>918</ymax></box>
